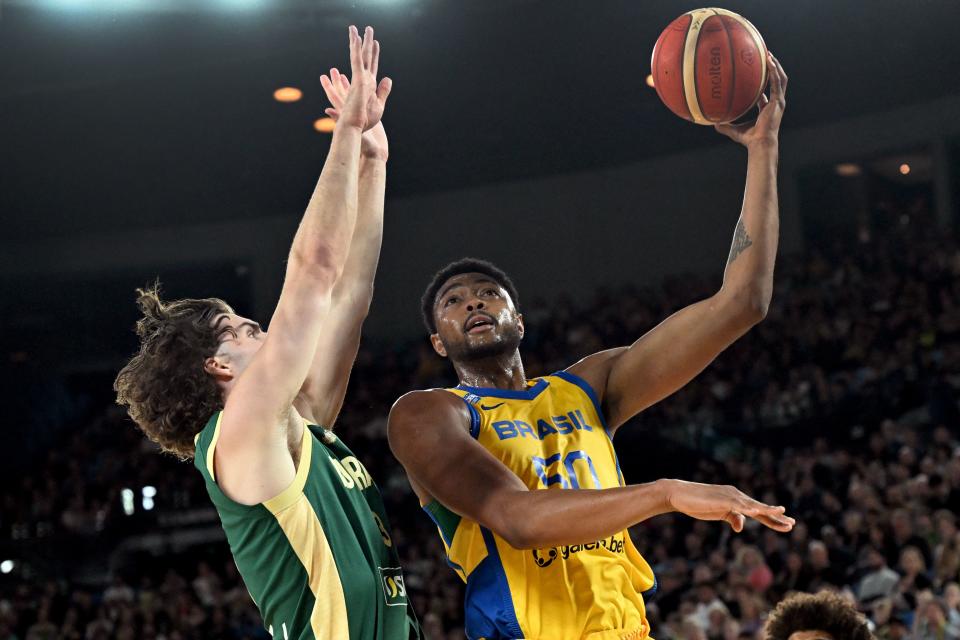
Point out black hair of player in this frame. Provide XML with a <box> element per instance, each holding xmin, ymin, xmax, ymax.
<box><xmin>421</xmin><ymin>258</ymin><xmax>520</xmax><ymax>334</ymax></box>
<box><xmin>764</xmin><ymin>592</ymin><xmax>874</xmax><ymax>640</ymax></box>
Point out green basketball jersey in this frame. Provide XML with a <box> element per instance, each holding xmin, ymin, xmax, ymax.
<box><xmin>193</xmin><ymin>412</ymin><xmax>421</xmax><ymax>640</ymax></box>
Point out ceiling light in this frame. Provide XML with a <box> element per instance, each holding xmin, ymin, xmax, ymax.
<box><xmin>835</xmin><ymin>163</ymin><xmax>862</xmax><ymax>177</ymax></box>
<box><xmin>313</xmin><ymin>117</ymin><xmax>336</xmax><ymax>133</ymax></box>
<box><xmin>645</xmin><ymin>74</ymin><xmax>655</xmax><ymax>88</ymax></box>
<box><xmin>899</xmin><ymin>163</ymin><xmax>911</xmax><ymax>175</ymax></box>
<box><xmin>273</xmin><ymin>87</ymin><xmax>302</xmax><ymax>103</ymax></box>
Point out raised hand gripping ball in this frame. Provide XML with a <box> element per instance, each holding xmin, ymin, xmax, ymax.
<box><xmin>651</xmin><ymin>8</ymin><xmax>768</xmax><ymax>125</ymax></box>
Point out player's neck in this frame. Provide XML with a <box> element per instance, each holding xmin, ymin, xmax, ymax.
<box><xmin>454</xmin><ymin>351</ymin><xmax>526</xmax><ymax>391</ymax></box>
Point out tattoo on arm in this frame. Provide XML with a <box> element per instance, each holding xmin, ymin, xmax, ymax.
<box><xmin>727</xmin><ymin>218</ymin><xmax>753</xmax><ymax>266</ymax></box>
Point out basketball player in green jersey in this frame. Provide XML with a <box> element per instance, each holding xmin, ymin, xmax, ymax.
<box><xmin>115</xmin><ymin>27</ymin><xmax>421</xmax><ymax>640</ymax></box>
<box><xmin>389</xmin><ymin>55</ymin><xmax>790</xmax><ymax>639</ymax></box>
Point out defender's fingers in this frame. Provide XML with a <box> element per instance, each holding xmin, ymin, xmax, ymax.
<box><xmin>320</xmin><ymin>75</ymin><xmax>341</xmax><ymax>106</ymax></box>
<box><xmin>348</xmin><ymin>26</ymin><xmax>362</xmax><ymax>73</ymax></box>
<box><xmin>371</xmin><ymin>39</ymin><xmax>380</xmax><ymax>79</ymax></box>
<box><xmin>324</xmin><ymin>108</ymin><xmax>339</xmax><ymax>119</ymax></box>
<box><xmin>363</xmin><ymin>26</ymin><xmax>374</xmax><ymax>69</ymax></box>
<box><xmin>339</xmin><ymin>73</ymin><xmax>350</xmax><ymax>93</ymax></box>
<box><xmin>331</xmin><ymin>67</ymin><xmax>345</xmax><ymax>96</ymax></box>
<box><xmin>320</xmin><ymin>76</ymin><xmax>332</xmax><ymax>101</ymax></box>
<box><xmin>376</xmin><ymin>77</ymin><xmax>392</xmax><ymax>103</ymax></box>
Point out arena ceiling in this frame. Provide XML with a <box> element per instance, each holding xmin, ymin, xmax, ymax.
<box><xmin>1</xmin><ymin>0</ymin><xmax>959</xmax><ymax>241</ymax></box>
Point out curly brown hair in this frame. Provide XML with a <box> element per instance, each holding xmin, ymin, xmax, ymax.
<box><xmin>114</xmin><ymin>284</ymin><xmax>233</xmax><ymax>459</ymax></box>
<box><xmin>764</xmin><ymin>591</ymin><xmax>874</xmax><ymax>640</ymax></box>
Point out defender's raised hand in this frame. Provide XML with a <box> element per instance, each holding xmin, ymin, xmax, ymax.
<box><xmin>321</xmin><ymin>67</ymin><xmax>389</xmax><ymax>161</ymax></box>
<box><xmin>663</xmin><ymin>479</ymin><xmax>796</xmax><ymax>533</ymax></box>
<box><xmin>335</xmin><ymin>26</ymin><xmax>392</xmax><ymax>133</ymax></box>
<box><xmin>714</xmin><ymin>52</ymin><xmax>788</xmax><ymax>148</ymax></box>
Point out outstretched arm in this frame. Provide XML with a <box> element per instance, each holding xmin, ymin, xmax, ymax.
<box><xmin>570</xmin><ymin>53</ymin><xmax>788</xmax><ymax>433</ymax></box>
<box><xmin>388</xmin><ymin>391</ymin><xmax>794</xmax><ymax>549</ymax></box>
<box><xmin>296</xmin><ymin>68</ymin><xmax>390</xmax><ymax>428</ymax></box>
<box><xmin>216</xmin><ymin>27</ymin><xmax>391</xmax><ymax>505</ymax></box>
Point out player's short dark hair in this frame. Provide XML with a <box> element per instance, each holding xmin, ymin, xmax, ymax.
<box><xmin>764</xmin><ymin>592</ymin><xmax>874</xmax><ymax>640</ymax></box>
<box><xmin>114</xmin><ymin>283</ymin><xmax>233</xmax><ymax>459</ymax></box>
<box><xmin>421</xmin><ymin>258</ymin><xmax>519</xmax><ymax>333</ymax></box>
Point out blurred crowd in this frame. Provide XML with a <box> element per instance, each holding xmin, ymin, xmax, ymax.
<box><xmin>2</xmin><ymin>219</ymin><xmax>960</xmax><ymax>639</ymax></box>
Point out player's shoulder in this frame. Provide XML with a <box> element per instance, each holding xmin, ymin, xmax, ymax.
<box><xmin>563</xmin><ymin>347</ymin><xmax>629</xmax><ymax>390</ymax></box>
<box><xmin>390</xmin><ymin>388</ymin><xmax>464</xmax><ymax>416</ymax></box>
<box><xmin>388</xmin><ymin>389</ymin><xmax>470</xmax><ymax>435</ymax></box>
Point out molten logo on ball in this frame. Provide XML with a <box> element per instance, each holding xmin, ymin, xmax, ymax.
<box><xmin>709</xmin><ymin>46</ymin><xmax>722</xmax><ymax>101</ymax></box>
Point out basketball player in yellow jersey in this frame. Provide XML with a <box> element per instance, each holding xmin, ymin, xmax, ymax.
<box><xmin>388</xmin><ymin>54</ymin><xmax>790</xmax><ymax>640</ymax></box>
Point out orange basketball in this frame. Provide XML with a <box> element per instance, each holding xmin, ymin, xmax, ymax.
<box><xmin>651</xmin><ymin>8</ymin><xmax>768</xmax><ymax>125</ymax></box>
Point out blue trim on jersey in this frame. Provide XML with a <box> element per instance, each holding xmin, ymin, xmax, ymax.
<box><xmin>603</xmin><ymin>428</ymin><xmax>626</xmax><ymax>488</ymax></box>
<box><xmin>551</xmin><ymin>370</ymin><xmax>609</xmax><ymax>431</ymax></box>
<box><xmin>463</xmin><ymin>528</ymin><xmax>524</xmax><ymax>640</ymax></box>
<box><xmin>643</xmin><ymin>575</ymin><xmax>659</xmax><ymax>598</ymax></box>
<box><xmin>422</xmin><ymin>503</ymin><xmax>467</xmax><ymax>578</ymax></box>
<box><xmin>445</xmin><ymin>557</ymin><xmax>467</xmax><ymax>575</ymax></box>
<box><xmin>457</xmin><ymin>378</ymin><xmax>549</xmax><ymax>400</ymax></box>
<box><xmin>465</xmin><ymin>399</ymin><xmax>482</xmax><ymax>439</ymax></box>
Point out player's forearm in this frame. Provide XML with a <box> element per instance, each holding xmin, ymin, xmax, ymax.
<box><xmin>332</xmin><ymin>156</ymin><xmax>386</xmax><ymax>307</ymax></box>
<box><xmin>288</xmin><ymin>123</ymin><xmax>363</xmax><ymax>279</ymax></box>
<box><xmin>494</xmin><ymin>480</ymin><xmax>673</xmax><ymax>549</ymax></box>
<box><xmin>719</xmin><ymin>139</ymin><xmax>780</xmax><ymax>319</ymax></box>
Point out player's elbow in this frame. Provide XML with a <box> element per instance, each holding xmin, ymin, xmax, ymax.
<box><xmin>490</xmin><ymin>520</ymin><xmax>540</xmax><ymax>550</ymax></box>
<box><xmin>721</xmin><ymin>285</ymin><xmax>770</xmax><ymax>326</ymax></box>
<box><xmin>290</xmin><ymin>247</ymin><xmax>344</xmax><ymax>289</ymax></box>
<box><xmin>743</xmin><ymin>293</ymin><xmax>770</xmax><ymax>323</ymax></box>
<box><xmin>485</xmin><ymin>499</ymin><xmax>547</xmax><ymax>550</ymax></box>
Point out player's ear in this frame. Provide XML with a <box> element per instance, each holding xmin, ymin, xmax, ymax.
<box><xmin>204</xmin><ymin>354</ymin><xmax>234</xmax><ymax>382</ymax></box>
<box><xmin>429</xmin><ymin>333</ymin><xmax>448</xmax><ymax>358</ymax></box>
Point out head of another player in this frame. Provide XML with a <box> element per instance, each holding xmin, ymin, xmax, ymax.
<box><xmin>763</xmin><ymin>591</ymin><xmax>874</xmax><ymax>640</ymax></box>
<box><xmin>421</xmin><ymin>258</ymin><xmax>523</xmax><ymax>364</ymax></box>
<box><xmin>114</xmin><ymin>283</ymin><xmax>266</xmax><ymax>459</ymax></box>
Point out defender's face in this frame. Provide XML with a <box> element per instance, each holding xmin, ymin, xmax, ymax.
<box><xmin>207</xmin><ymin>313</ymin><xmax>266</xmax><ymax>381</ymax></box>
<box><xmin>431</xmin><ymin>273</ymin><xmax>523</xmax><ymax>361</ymax></box>
<box><xmin>787</xmin><ymin>633</ymin><xmax>834</xmax><ymax>640</ymax></box>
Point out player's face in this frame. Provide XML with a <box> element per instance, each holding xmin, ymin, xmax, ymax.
<box><xmin>207</xmin><ymin>313</ymin><xmax>267</xmax><ymax>381</ymax></box>
<box><xmin>430</xmin><ymin>273</ymin><xmax>523</xmax><ymax>362</ymax></box>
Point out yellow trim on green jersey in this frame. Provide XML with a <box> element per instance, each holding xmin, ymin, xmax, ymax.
<box><xmin>273</xmin><ymin>493</ymin><xmax>350</xmax><ymax>639</ymax></box>
<box><xmin>264</xmin><ymin>423</ymin><xmax>313</xmax><ymax>515</ymax></box>
<box><xmin>201</xmin><ymin>412</ymin><xmax>313</xmax><ymax>513</ymax></box>
<box><xmin>205</xmin><ymin>411</ymin><xmax>223</xmax><ymax>480</ymax></box>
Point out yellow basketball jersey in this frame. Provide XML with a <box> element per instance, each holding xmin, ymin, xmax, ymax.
<box><xmin>422</xmin><ymin>371</ymin><xmax>656</xmax><ymax>640</ymax></box>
